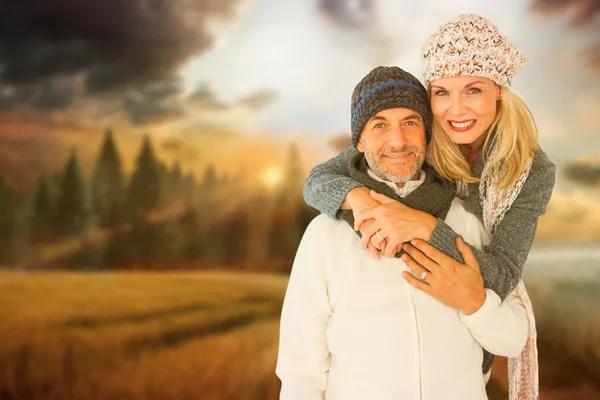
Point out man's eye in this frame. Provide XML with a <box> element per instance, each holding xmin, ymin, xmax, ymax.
<box><xmin>373</xmin><ymin>123</ymin><xmax>385</xmax><ymax>129</ymax></box>
<box><xmin>405</xmin><ymin>121</ymin><xmax>416</xmax><ymax>126</ymax></box>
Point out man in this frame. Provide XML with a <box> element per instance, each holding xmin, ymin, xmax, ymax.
<box><xmin>275</xmin><ymin>67</ymin><xmax>528</xmax><ymax>399</ymax></box>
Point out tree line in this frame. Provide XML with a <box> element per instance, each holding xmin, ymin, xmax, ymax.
<box><xmin>0</xmin><ymin>130</ymin><xmax>318</xmax><ymax>272</ymax></box>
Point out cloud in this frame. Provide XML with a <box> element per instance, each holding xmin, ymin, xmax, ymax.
<box><xmin>535</xmin><ymin>191</ymin><xmax>600</xmax><ymax>245</ymax></box>
<box><xmin>187</xmin><ymin>84</ymin><xmax>278</xmax><ymax>113</ymax></box>
<box><xmin>238</xmin><ymin>89</ymin><xmax>278</xmax><ymax>111</ymax></box>
<box><xmin>563</xmin><ymin>156</ymin><xmax>600</xmax><ymax>186</ymax></box>
<box><xmin>530</xmin><ymin>0</ymin><xmax>600</xmax><ymax>28</ymax></box>
<box><xmin>122</xmin><ymin>79</ymin><xmax>185</xmax><ymax>125</ymax></box>
<box><xmin>160</xmin><ymin>138</ymin><xmax>201</xmax><ymax>161</ymax></box>
<box><xmin>316</xmin><ymin>0</ymin><xmax>399</xmax><ymax>65</ymax></box>
<box><xmin>318</xmin><ymin>0</ymin><xmax>375</xmax><ymax>29</ymax></box>
<box><xmin>119</xmin><ymin>82</ymin><xmax>278</xmax><ymax>126</ymax></box>
<box><xmin>179</xmin><ymin>121</ymin><xmax>238</xmax><ymax>138</ymax></box>
<box><xmin>530</xmin><ymin>0</ymin><xmax>600</xmax><ymax>71</ymax></box>
<box><xmin>187</xmin><ymin>84</ymin><xmax>229</xmax><ymax>112</ymax></box>
<box><xmin>0</xmin><ymin>0</ymin><xmax>248</xmax><ymax>109</ymax></box>
<box><xmin>1</xmin><ymin>76</ymin><xmax>82</xmax><ymax>111</ymax></box>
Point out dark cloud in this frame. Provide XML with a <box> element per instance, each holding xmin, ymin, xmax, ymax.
<box><xmin>530</xmin><ymin>0</ymin><xmax>600</xmax><ymax>28</ymax></box>
<box><xmin>30</xmin><ymin>77</ymin><xmax>79</xmax><ymax>110</ymax></box>
<box><xmin>318</xmin><ymin>0</ymin><xmax>375</xmax><ymax>29</ymax></box>
<box><xmin>563</xmin><ymin>158</ymin><xmax>600</xmax><ymax>186</ymax></box>
<box><xmin>122</xmin><ymin>79</ymin><xmax>185</xmax><ymax>125</ymax></box>
<box><xmin>328</xmin><ymin>132</ymin><xmax>352</xmax><ymax>153</ymax></box>
<box><xmin>0</xmin><ymin>0</ymin><xmax>246</xmax><ymax>107</ymax></box>
<box><xmin>121</xmin><ymin>82</ymin><xmax>278</xmax><ymax>126</ymax></box>
<box><xmin>1</xmin><ymin>77</ymin><xmax>78</xmax><ymax>111</ymax></box>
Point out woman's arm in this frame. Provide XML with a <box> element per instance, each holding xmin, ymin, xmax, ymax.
<box><xmin>303</xmin><ymin>145</ymin><xmax>365</xmax><ymax>218</ymax></box>
<box><xmin>305</xmin><ymin>146</ymin><xmax>556</xmax><ymax>302</ymax></box>
<box><xmin>427</xmin><ymin>151</ymin><xmax>556</xmax><ymax>300</ymax></box>
<box><xmin>402</xmin><ymin>237</ymin><xmax>528</xmax><ymax>358</ymax></box>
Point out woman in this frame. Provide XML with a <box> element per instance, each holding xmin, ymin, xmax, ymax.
<box><xmin>303</xmin><ymin>14</ymin><xmax>555</xmax><ymax>399</ymax></box>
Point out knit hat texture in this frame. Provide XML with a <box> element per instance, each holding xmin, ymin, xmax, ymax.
<box><xmin>351</xmin><ymin>66</ymin><xmax>431</xmax><ymax>146</ymax></box>
<box><xmin>421</xmin><ymin>14</ymin><xmax>526</xmax><ymax>87</ymax></box>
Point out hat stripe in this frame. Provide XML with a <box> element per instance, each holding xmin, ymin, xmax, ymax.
<box><xmin>351</xmin><ymin>82</ymin><xmax>429</xmax><ymax>128</ymax></box>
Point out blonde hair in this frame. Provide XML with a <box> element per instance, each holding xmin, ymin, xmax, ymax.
<box><xmin>429</xmin><ymin>86</ymin><xmax>540</xmax><ymax>189</ymax></box>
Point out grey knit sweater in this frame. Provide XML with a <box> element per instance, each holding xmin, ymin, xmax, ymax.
<box><xmin>303</xmin><ymin>145</ymin><xmax>556</xmax><ymax>300</ymax></box>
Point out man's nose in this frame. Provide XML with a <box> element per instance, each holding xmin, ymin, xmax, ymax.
<box><xmin>388</xmin><ymin>125</ymin><xmax>409</xmax><ymax>145</ymax></box>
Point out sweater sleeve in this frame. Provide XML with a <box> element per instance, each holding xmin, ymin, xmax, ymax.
<box><xmin>303</xmin><ymin>145</ymin><xmax>364</xmax><ymax>218</ymax></box>
<box><xmin>459</xmin><ymin>289</ymin><xmax>529</xmax><ymax>358</ymax></box>
<box><xmin>428</xmin><ymin>151</ymin><xmax>556</xmax><ymax>300</ymax></box>
<box><xmin>276</xmin><ymin>217</ymin><xmax>332</xmax><ymax>400</ymax></box>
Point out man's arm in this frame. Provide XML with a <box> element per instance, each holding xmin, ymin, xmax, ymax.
<box><xmin>276</xmin><ymin>217</ymin><xmax>332</xmax><ymax>399</ymax></box>
<box><xmin>460</xmin><ymin>289</ymin><xmax>529</xmax><ymax>358</ymax></box>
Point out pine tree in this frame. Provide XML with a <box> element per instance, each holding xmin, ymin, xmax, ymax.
<box><xmin>30</xmin><ymin>174</ymin><xmax>57</xmax><ymax>243</ymax></box>
<box><xmin>92</xmin><ymin>129</ymin><xmax>125</xmax><ymax>226</ymax></box>
<box><xmin>56</xmin><ymin>149</ymin><xmax>93</xmax><ymax>235</ymax></box>
<box><xmin>126</xmin><ymin>136</ymin><xmax>164</xmax><ymax>221</ymax></box>
<box><xmin>121</xmin><ymin>136</ymin><xmax>168</xmax><ymax>268</ymax></box>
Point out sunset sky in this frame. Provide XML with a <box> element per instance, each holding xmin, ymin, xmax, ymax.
<box><xmin>0</xmin><ymin>0</ymin><xmax>599</xmax><ymax>238</ymax></box>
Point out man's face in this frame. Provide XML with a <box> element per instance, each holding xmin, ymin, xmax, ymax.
<box><xmin>357</xmin><ymin>107</ymin><xmax>426</xmax><ymax>184</ymax></box>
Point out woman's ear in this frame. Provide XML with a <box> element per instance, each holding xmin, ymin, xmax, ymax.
<box><xmin>496</xmin><ymin>86</ymin><xmax>502</xmax><ymax>101</ymax></box>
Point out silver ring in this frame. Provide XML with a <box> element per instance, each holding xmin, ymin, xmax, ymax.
<box><xmin>420</xmin><ymin>271</ymin><xmax>428</xmax><ymax>280</ymax></box>
<box><xmin>375</xmin><ymin>230</ymin><xmax>384</xmax><ymax>241</ymax></box>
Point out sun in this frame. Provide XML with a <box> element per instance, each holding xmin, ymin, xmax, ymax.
<box><xmin>259</xmin><ymin>166</ymin><xmax>283</xmax><ymax>189</ymax></box>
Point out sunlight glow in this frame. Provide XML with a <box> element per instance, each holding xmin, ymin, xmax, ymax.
<box><xmin>259</xmin><ymin>166</ymin><xmax>283</xmax><ymax>189</ymax></box>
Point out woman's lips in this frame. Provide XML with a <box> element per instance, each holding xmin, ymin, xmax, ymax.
<box><xmin>448</xmin><ymin>119</ymin><xmax>477</xmax><ymax>132</ymax></box>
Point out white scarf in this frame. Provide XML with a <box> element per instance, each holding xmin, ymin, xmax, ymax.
<box><xmin>459</xmin><ymin>155</ymin><xmax>538</xmax><ymax>400</ymax></box>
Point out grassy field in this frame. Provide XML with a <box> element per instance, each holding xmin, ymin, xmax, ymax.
<box><xmin>0</xmin><ymin>271</ymin><xmax>598</xmax><ymax>400</ymax></box>
<box><xmin>0</xmin><ymin>271</ymin><xmax>286</xmax><ymax>400</ymax></box>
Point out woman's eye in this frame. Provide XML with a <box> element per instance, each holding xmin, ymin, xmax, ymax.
<box><xmin>434</xmin><ymin>90</ymin><xmax>447</xmax><ymax>96</ymax></box>
<box><xmin>468</xmin><ymin>87</ymin><xmax>481</xmax><ymax>94</ymax></box>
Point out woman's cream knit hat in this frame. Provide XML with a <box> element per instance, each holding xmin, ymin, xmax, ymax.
<box><xmin>421</xmin><ymin>14</ymin><xmax>526</xmax><ymax>87</ymax></box>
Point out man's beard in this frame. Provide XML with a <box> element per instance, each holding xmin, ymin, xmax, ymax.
<box><xmin>365</xmin><ymin>145</ymin><xmax>425</xmax><ymax>184</ymax></box>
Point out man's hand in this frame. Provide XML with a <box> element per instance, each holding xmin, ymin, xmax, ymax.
<box><xmin>342</xmin><ymin>187</ymin><xmax>382</xmax><ymax>260</ymax></box>
<box><xmin>356</xmin><ymin>191</ymin><xmax>438</xmax><ymax>258</ymax></box>
<box><xmin>401</xmin><ymin>237</ymin><xmax>486</xmax><ymax>315</ymax></box>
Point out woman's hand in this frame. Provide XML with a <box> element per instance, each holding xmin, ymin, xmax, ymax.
<box><xmin>401</xmin><ymin>237</ymin><xmax>486</xmax><ymax>316</ymax></box>
<box><xmin>356</xmin><ymin>191</ymin><xmax>438</xmax><ymax>258</ymax></box>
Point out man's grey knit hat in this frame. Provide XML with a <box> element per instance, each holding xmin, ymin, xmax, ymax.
<box><xmin>351</xmin><ymin>66</ymin><xmax>432</xmax><ymax>146</ymax></box>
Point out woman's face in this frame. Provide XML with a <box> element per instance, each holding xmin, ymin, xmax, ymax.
<box><xmin>429</xmin><ymin>76</ymin><xmax>501</xmax><ymax>149</ymax></box>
